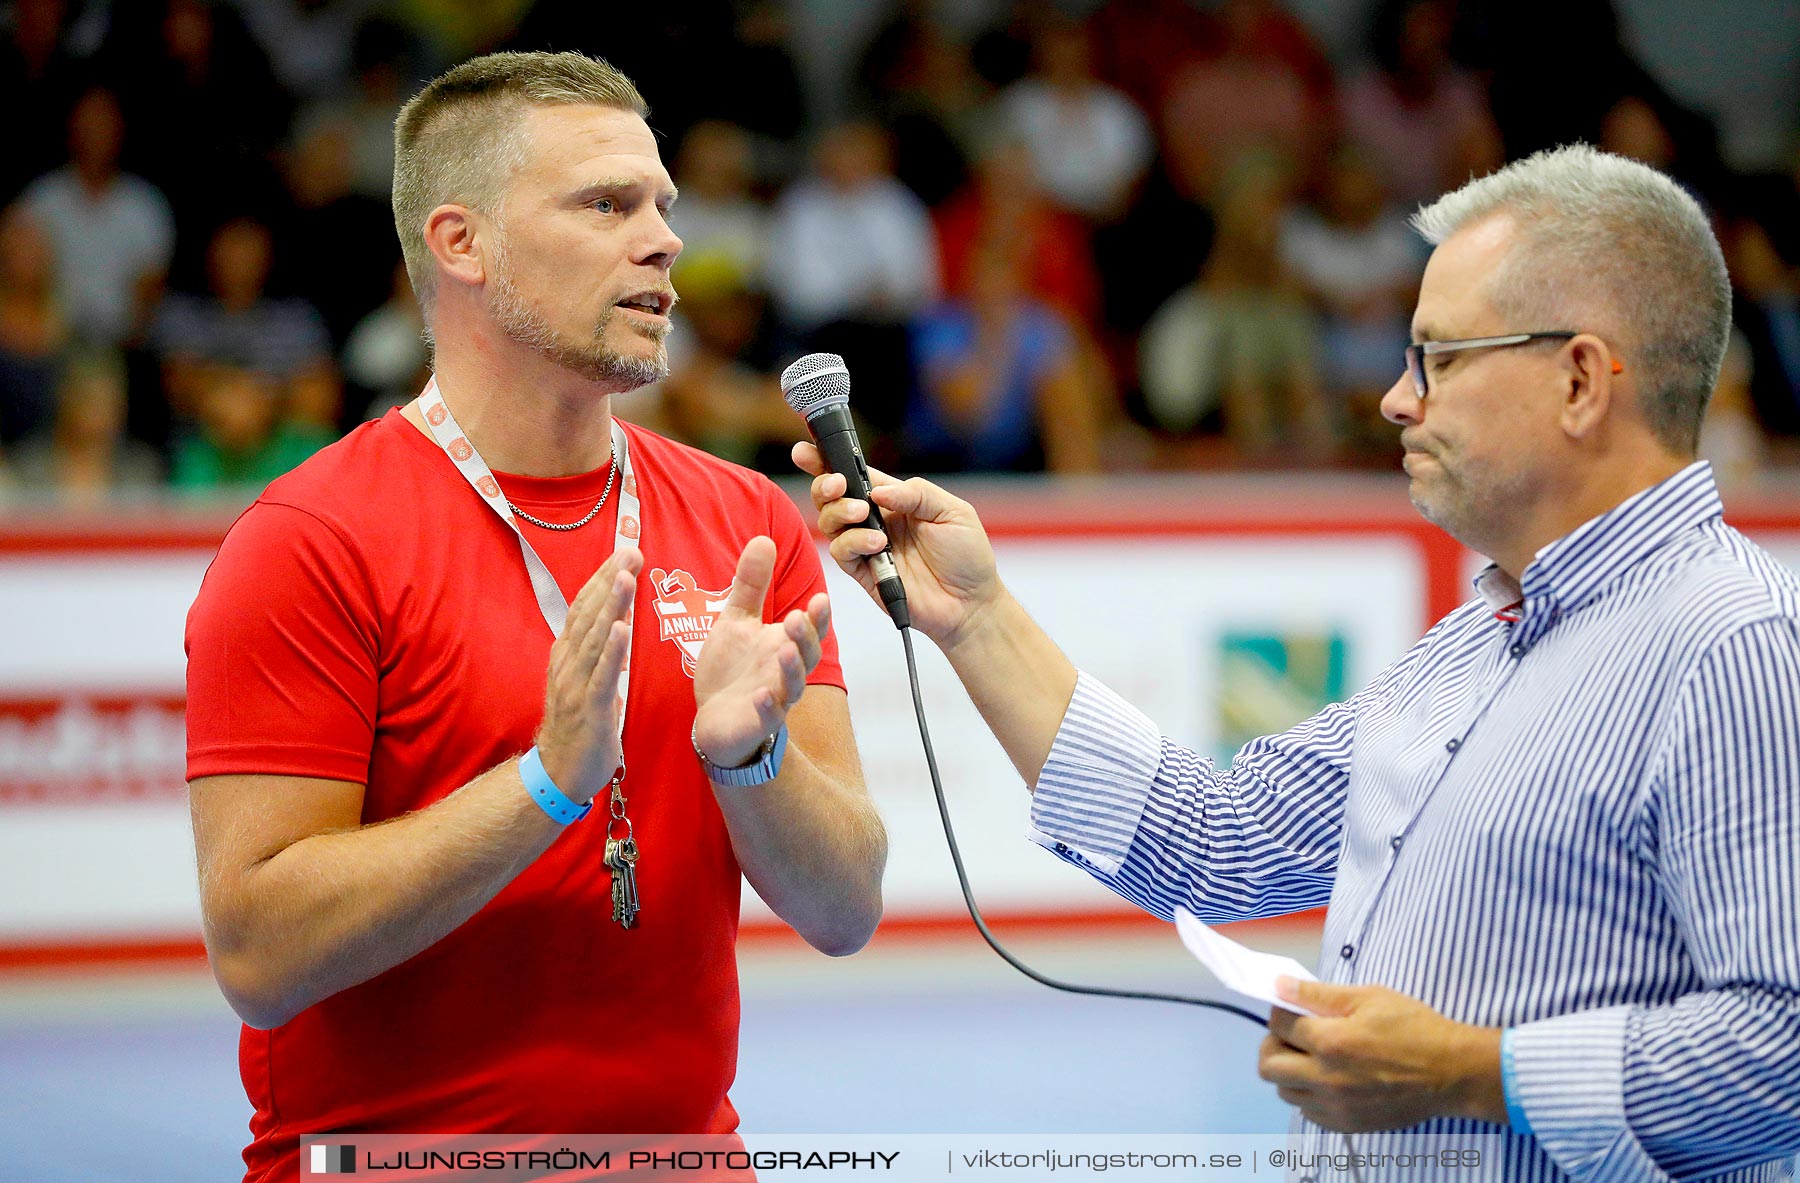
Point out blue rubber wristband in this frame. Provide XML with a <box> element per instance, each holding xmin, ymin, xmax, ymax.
<box><xmin>519</xmin><ymin>746</ymin><xmax>591</xmax><ymax>825</ymax></box>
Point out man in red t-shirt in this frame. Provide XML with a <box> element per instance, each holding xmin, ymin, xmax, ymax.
<box><xmin>184</xmin><ymin>52</ymin><xmax>888</xmax><ymax>1182</ymax></box>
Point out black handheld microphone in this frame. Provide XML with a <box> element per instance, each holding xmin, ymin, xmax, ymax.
<box><xmin>779</xmin><ymin>352</ymin><xmax>910</xmax><ymax>630</ymax></box>
<box><xmin>780</xmin><ymin>358</ymin><xmax>1299</xmax><ymax>1149</ymax></box>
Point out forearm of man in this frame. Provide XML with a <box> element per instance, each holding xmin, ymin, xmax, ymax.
<box><xmin>195</xmin><ymin>761</ymin><xmax>564</xmax><ymax>1029</ymax></box>
<box><xmin>710</xmin><ymin>691</ymin><xmax>887</xmax><ymax>956</ymax></box>
<box><xmin>940</xmin><ymin>590</ymin><xmax>1080</xmax><ymax>789</ymax></box>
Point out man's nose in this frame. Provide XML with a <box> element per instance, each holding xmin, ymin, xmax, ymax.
<box><xmin>637</xmin><ymin>210</ymin><xmax>682</xmax><ymax>269</ymax></box>
<box><xmin>1380</xmin><ymin>371</ymin><xmax>1422</xmax><ymax>426</ymax></box>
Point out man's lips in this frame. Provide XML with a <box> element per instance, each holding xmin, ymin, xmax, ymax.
<box><xmin>616</xmin><ymin>289</ymin><xmax>675</xmax><ymax>318</ymax></box>
<box><xmin>1401</xmin><ymin>447</ymin><xmax>1437</xmax><ymax>473</ymax></box>
<box><xmin>1400</xmin><ymin>432</ymin><xmax>1438</xmax><ymax>461</ymax></box>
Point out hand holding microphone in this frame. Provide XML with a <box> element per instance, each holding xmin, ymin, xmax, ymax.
<box><xmin>785</xmin><ymin>353</ymin><xmax>1277</xmax><ymax>1039</ymax></box>
<box><xmin>781</xmin><ymin>352</ymin><xmax>1003</xmax><ymax>649</ymax></box>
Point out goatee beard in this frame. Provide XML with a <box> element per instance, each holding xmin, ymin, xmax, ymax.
<box><xmin>489</xmin><ymin>271</ymin><xmax>670</xmax><ymax>389</ymax></box>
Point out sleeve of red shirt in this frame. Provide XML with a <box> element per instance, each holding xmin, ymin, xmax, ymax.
<box><xmin>185</xmin><ymin>500</ymin><xmax>381</xmax><ymax>784</ymax></box>
<box><xmin>763</xmin><ymin>478</ymin><xmax>846</xmax><ymax>693</ymax></box>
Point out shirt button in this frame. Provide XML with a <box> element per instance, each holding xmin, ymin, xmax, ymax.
<box><xmin>1053</xmin><ymin>842</ymin><xmax>1069</xmax><ymax>854</ymax></box>
<box><xmin>1390</xmin><ymin>835</ymin><xmax>1404</xmax><ymax>850</ymax></box>
<box><xmin>1510</xmin><ymin>643</ymin><xmax>1526</xmax><ymax>658</ymax></box>
<box><xmin>1340</xmin><ymin>944</ymin><xmax>1355</xmax><ymax>960</ymax></box>
<box><xmin>1445</xmin><ymin>738</ymin><xmax>1460</xmax><ymax>753</ymax></box>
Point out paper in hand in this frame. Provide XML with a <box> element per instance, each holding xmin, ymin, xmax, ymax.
<box><xmin>1174</xmin><ymin>906</ymin><xmax>1319</xmax><ymax>1016</ymax></box>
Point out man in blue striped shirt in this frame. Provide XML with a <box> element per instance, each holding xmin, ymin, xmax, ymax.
<box><xmin>799</xmin><ymin>145</ymin><xmax>1799</xmax><ymax>1181</ymax></box>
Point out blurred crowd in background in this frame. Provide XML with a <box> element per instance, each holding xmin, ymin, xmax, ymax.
<box><xmin>1</xmin><ymin>0</ymin><xmax>1798</xmax><ymax>504</ymax></box>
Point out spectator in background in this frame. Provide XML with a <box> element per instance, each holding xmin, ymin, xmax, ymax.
<box><xmin>1217</xmin><ymin>0</ymin><xmax>1335</xmax><ymax>104</ymax></box>
<box><xmin>6</xmin><ymin>350</ymin><xmax>161</xmax><ymax>502</ymax></box>
<box><xmin>1749</xmin><ymin>158</ymin><xmax>1800</xmax><ymax>266</ymax></box>
<box><xmin>1476</xmin><ymin>0</ymin><xmax>1701</xmax><ymax>168</ymax></box>
<box><xmin>1085</xmin><ymin>0</ymin><xmax>1223</xmax><ymax>121</ymax></box>
<box><xmin>1600</xmin><ymin>95</ymin><xmax>1676</xmax><ymax>173</ymax></box>
<box><xmin>102</xmin><ymin>0</ymin><xmax>291</xmax><ymax>239</ymax></box>
<box><xmin>291</xmin><ymin>16</ymin><xmax>415</xmax><ymax>202</ymax></box>
<box><xmin>1160</xmin><ymin>0</ymin><xmax>1334</xmax><ymax>204</ymax></box>
<box><xmin>932</xmin><ymin>133</ymin><xmax>1125</xmax><ymax>449</ymax></box>
<box><xmin>341</xmin><ymin>262</ymin><xmax>428</xmax><ymax>421</ymax></box>
<box><xmin>155</xmin><ymin>216</ymin><xmax>340</xmax><ymax>430</ymax></box>
<box><xmin>1701</xmin><ymin>334</ymin><xmax>1765</xmax><ymax>492</ymax></box>
<box><xmin>234</xmin><ymin>0</ymin><xmax>378</xmax><ymax>104</ymax></box>
<box><xmin>504</xmin><ymin>2</ymin><xmax>805</xmax><ymax>151</ymax></box>
<box><xmin>0</xmin><ymin>205</ymin><xmax>67</xmax><ymax>446</ymax></box>
<box><xmin>1342</xmin><ymin>0</ymin><xmax>1501</xmax><ymax>206</ymax></box>
<box><xmin>387</xmin><ymin>0</ymin><xmax>525</xmax><ymax>64</ymax></box>
<box><xmin>1139</xmin><ymin>153</ymin><xmax>1328</xmax><ymax>461</ymax></box>
<box><xmin>995</xmin><ymin>16</ymin><xmax>1153</xmax><ymax>223</ymax></box>
<box><xmin>20</xmin><ymin>85</ymin><xmax>175</xmax><ymax>350</ymax></box>
<box><xmin>273</xmin><ymin>119</ymin><xmax>402</xmax><ymax>353</ymax></box>
<box><xmin>0</xmin><ymin>0</ymin><xmax>92</xmax><ymax>203</ymax></box>
<box><xmin>855</xmin><ymin>7</ymin><xmax>983</xmax><ymax>207</ymax></box>
<box><xmin>670</xmin><ymin>121</ymin><xmax>773</xmax><ymax>292</ymax></box>
<box><xmin>908</xmin><ymin>237</ymin><xmax>1101</xmax><ymax>475</ymax></box>
<box><xmin>967</xmin><ymin>2</ymin><xmax>1035</xmax><ymax>91</ymax></box>
<box><xmin>769</xmin><ymin>121</ymin><xmax>937</xmax><ymax>333</ymax></box>
<box><xmin>1728</xmin><ymin>216</ymin><xmax>1800</xmax><ymax>440</ymax></box>
<box><xmin>656</xmin><ymin>254</ymin><xmax>795</xmax><ymax>473</ymax></box>
<box><xmin>1278</xmin><ymin>146</ymin><xmax>1423</xmax><ymax>455</ymax></box>
<box><xmin>170</xmin><ymin>363</ymin><xmax>332</xmax><ymax>491</ymax></box>
<box><xmin>1596</xmin><ymin>92</ymin><xmax>1721</xmax><ymax>208</ymax></box>
<box><xmin>935</xmin><ymin>136</ymin><xmax>1101</xmax><ymax>330</ymax></box>
<box><xmin>768</xmin><ymin>121</ymin><xmax>936</xmax><ymax>448</ymax></box>
<box><xmin>722</xmin><ymin>1</ymin><xmax>809</xmax><ymax>145</ymax></box>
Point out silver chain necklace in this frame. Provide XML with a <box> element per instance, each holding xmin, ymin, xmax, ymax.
<box><xmin>507</xmin><ymin>452</ymin><xmax>618</xmax><ymax>531</ymax></box>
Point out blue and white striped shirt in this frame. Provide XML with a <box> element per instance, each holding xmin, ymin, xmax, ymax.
<box><xmin>1029</xmin><ymin>463</ymin><xmax>1800</xmax><ymax>1181</ymax></box>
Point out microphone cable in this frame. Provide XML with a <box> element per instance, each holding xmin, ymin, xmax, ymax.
<box><xmin>893</xmin><ymin>623</ymin><xmax>1368</xmax><ymax>1183</ymax></box>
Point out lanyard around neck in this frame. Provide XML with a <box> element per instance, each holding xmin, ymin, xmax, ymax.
<box><xmin>410</xmin><ymin>377</ymin><xmax>642</xmax><ymax>734</ymax></box>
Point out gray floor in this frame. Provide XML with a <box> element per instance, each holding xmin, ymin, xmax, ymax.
<box><xmin>0</xmin><ymin>936</ymin><xmax>1292</xmax><ymax>1182</ymax></box>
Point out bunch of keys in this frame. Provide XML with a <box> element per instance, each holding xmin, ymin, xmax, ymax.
<box><xmin>602</xmin><ymin>771</ymin><xmax>640</xmax><ymax>930</ymax></box>
<box><xmin>605</xmin><ymin>832</ymin><xmax>640</xmax><ymax>929</ymax></box>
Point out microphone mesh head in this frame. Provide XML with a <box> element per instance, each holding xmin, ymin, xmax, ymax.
<box><xmin>779</xmin><ymin>353</ymin><xmax>851</xmax><ymax>417</ymax></box>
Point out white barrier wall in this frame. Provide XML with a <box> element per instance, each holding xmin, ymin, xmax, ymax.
<box><xmin>1</xmin><ymin>548</ymin><xmax>212</xmax><ymax>941</ymax></box>
<box><xmin>4</xmin><ymin>506</ymin><xmax>1798</xmax><ymax>956</ymax></box>
<box><xmin>816</xmin><ymin>532</ymin><xmax>1424</xmax><ymax>921</ymax></box>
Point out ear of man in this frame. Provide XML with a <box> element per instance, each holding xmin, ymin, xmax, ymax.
<box><xmin>424</xmin><ymin>204</ymin><xmax>489</xmax><ymax>293</ymax></box>
<box><xmin>1559</xmin><ymin>332</ymin><xmax>1626</xmax><ymax>443</ymax></box>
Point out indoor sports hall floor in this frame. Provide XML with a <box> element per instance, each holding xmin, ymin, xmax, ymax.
<box><xmin>0</xmin><ymin>923</ymin><xmax>1304</xmax><ymax>1182</ymax></box>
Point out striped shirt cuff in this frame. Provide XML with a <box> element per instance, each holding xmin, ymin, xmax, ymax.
<box><xmin>1509</xmin><ymin>1005</ymin><xmax>1673</xmax><ymax>1182</ymax></box>
<box><xmin>1500</xmin><ymin>1029</ymin><xmax>1532</xmax><ymax>1135</ymax></box>
<box><xmin>1027</xmin><ymin>671</ymin><xmax>1163</xmax><ymax>875</ymax></box>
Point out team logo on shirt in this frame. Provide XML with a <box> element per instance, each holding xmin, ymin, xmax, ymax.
<box><xmin>649</xmin><ymin>568</ymin><xmax>730</xmax><ymax>677</ymax></box>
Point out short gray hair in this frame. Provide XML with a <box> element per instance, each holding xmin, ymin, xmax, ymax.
<box><xmin>392</xmin><ymin>51</ymin><xmax>648</xmax><ymax>326</ymax></box>
<box><xmin>1411</xmin><ymin>144</ymin><xmax>1729</xmax><ymax>454</ymax></box>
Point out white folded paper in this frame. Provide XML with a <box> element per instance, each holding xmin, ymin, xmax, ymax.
<box><xmin>1174</xmin><ymin>906</ymin><xmax>1319</xmax><ymax>1016</ymax></box>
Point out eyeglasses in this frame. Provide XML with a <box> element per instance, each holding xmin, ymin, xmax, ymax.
<box><xmin>1404</xmin><ymin>332</ymin><xmax>1577</xmax><ymax>399</ymax></box>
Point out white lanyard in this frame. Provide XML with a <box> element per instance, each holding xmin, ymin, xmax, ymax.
<box><xmin>410</xmin><ymin>376</ymin><xmax>642</xmax><ymax>736</ymax></box>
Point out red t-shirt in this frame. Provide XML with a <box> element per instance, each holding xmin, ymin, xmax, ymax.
<box><xmin>185</xmin><ymin>410</ymin><xmax>844</xmax><ymax>1183</ymax></box>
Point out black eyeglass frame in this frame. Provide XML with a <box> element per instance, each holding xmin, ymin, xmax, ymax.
<box><xmin>1404</xmin><ymin>332</ymin><xmax>1578</xmax><ymax>399</ymax></box>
